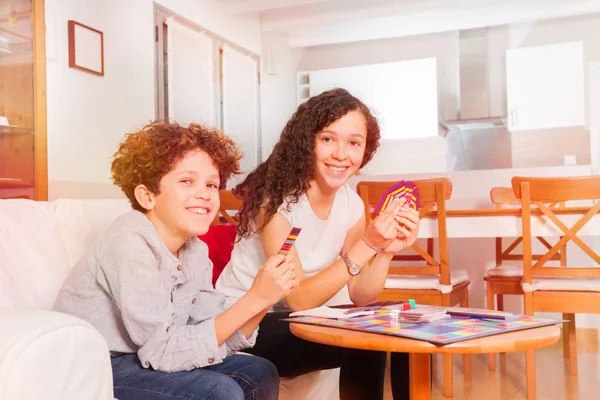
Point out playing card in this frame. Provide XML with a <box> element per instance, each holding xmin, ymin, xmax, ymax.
<box><xmin>373</xmin><ymin>180</ymin><xmax>404</xmax><ymax>215</ymax></box>
<box><xmin>373</xmin><ymin>181</ymin><xmax>420</xmax><ymax>215</ymax></box>
<box><xmin>401</xmin><ymin>181</ymin><xmax>420</xmax><ymax>210</ymax></box>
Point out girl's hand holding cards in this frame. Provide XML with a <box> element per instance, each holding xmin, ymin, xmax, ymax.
<box><xmin>363</xmin><ymin>197</ymin><xmax>406</xmax><ymax>251</ymax></box>
<box><xmin>370</xmin><ymin>180</ymin><xmax>422</xmax><ymax>253</ymax></box>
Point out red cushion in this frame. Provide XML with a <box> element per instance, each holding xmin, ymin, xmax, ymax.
<box><xmin>198</xmin><ymin>224</ymin><xmax>237</xmax><ymax>288</ymax></box>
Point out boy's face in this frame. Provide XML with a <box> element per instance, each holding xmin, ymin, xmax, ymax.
<box><xmin>150</xmin><ymin>149</ymin><xmax>220</xmax><ymax>240</ymax></box>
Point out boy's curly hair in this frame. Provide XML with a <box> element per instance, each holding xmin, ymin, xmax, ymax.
<box><xmin>234</xmin><ymin>88</ymin><xmax>381</xmax><ymax>239</ymax></box>
<box><xmin>111</xmin><ymin>121</ymin><xmax>242</xmax><ymax>212</ymax></box>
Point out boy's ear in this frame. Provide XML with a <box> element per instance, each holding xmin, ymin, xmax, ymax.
<box><xmin>134</xmin><ymin>184</ymin><xmax>156</xmax><ymax>212</ymax></box>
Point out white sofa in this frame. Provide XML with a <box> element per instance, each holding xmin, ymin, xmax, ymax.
<box><xmin>0</xmin><ymin>198</ymin><xmax>339</xmax><ymax>400</ymax></box>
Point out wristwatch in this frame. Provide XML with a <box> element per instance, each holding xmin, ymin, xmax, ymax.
<box><xmin>341</xmin><ymin>252</ymin><xmax>361</xmax><ymax>276</ymax></box>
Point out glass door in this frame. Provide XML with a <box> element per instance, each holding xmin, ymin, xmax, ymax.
<box><xmin>0</xmin><ymin>0</ymin><xmax>35</xmax><ymax>199</ymax></box>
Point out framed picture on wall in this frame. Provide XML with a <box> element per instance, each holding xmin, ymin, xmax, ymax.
<box><xmin>68</xmin><ymin>20</ymin><xmax>104</xmax><ymax>76</ymax></box>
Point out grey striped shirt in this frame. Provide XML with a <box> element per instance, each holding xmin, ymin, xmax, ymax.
<box><xmin>54</xmin><ymin>210</ymin><xmax>256</xmax><ymax>372</ymax></box>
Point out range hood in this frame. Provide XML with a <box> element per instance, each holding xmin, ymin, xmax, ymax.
<box><xmin>441</xmin><ymin>28</ymin><xmax>507</xmax><ymax>131</ymax></box>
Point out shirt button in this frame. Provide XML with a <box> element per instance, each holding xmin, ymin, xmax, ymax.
<box><xmin>191</xmin><ymin>298</ymin><xmax>197</xmax><ymax>304</ymax></box>
<box><xmin>177</xmin><ymin>265</ymin><xmax>183</xmax><ymax>271</ymax></box>
<box><xmin>208</xmin><ymin>357</ymin><xmax>214</xmax><ymax>364</ymax></box>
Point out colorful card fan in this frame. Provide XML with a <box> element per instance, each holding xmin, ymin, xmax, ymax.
<box><xmin>278</xmin><ymin>227</ymin><xmax>302</xmax><ymax>255</ymax></box>
<box><xmin>373</xmin><ymin>180</ymin><xmax>421</xmax><ymax>215</ymax></box>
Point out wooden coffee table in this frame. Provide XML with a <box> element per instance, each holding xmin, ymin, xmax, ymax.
<box><xmin>290</xmin><ymin>323</ymin><xmax>560</xmax><ymax>400</ymax></box>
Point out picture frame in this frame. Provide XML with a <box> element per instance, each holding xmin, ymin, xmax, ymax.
<box><xmin>68</xmin><ymin>20</ymin><xmax>104</xmax><ymax>76</ymax></box>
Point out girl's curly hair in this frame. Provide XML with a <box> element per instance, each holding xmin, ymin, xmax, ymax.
<box><xmin>111</xmin><ymin>120</ymin><xmax>242</xmax><ymax>212</ymax></box>
<box><xmin>234</xmin><ymin>88</ymin><xmax>380</xmax><ymax>239</ymax></box>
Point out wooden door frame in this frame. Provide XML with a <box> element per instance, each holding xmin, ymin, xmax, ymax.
<box><xmin>33</xmin><ymin>0</ymin><xmax>48</xmax><ymax>200</ymax></box>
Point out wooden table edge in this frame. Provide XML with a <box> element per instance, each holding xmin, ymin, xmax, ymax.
<box><xmin>425</xmin><ymin>206</ymin><xmax>598</xmax><ymax>218</ymax></box>
<box><xmin>289</xmin><ymin>323</ymin><xmax>561</xmax><ymax>354</ymax></box>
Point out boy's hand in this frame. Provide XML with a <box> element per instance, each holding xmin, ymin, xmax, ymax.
<box><xmin>249</xmin><ymin>254</ymin><xmax>297</xmax><ymax>307</ymax></box>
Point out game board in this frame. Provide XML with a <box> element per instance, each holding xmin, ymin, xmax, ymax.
<box><xmin>283</xmin><ymin>305</ymin><xmax>563</xmax><ymax>345</ymax></box>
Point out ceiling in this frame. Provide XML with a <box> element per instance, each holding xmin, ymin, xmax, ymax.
<box><xmin>216</xmin><ymin>0</ymin><xmax>600</xmax><ymax>47</ymax></box>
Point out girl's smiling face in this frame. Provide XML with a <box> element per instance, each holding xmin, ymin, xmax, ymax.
<box><xmin>313</xmin><ymin>110</ymin><xmax>367</xmax><ymax>192</ymax></box>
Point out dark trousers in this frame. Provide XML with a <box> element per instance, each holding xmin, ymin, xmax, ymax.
<box><xmin>244</xmin><ymin>312</ymin><xmax>410</xmax><ymax>400</ymax></box>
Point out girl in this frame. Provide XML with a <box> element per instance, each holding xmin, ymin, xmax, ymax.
<box><xmin>217</xmin><ymin>89</ymin><xmax>420</xmax><ymax>399</ymax></box>
<box><xmin>55</xmin><ymin>121</ymin><xmax>296</xmax><ymax>400</ymax></box>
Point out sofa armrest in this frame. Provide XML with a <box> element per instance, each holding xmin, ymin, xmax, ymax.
<box><xmin>0</xmin><ymin>310</ymin><xmax>114</xmax><ymax>400</ymax></box>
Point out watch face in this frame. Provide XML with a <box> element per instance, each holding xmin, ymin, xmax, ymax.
<box><xmin>349</xmin><ymin>264</ymin><xmax>361</xmax><ymax>276</ymax></box>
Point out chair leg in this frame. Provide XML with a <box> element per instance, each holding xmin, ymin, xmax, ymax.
<box><xmin>562</xmin><ymin>313</ymin><xmax>570</xmax><ymax>359</ymax></box>
<box><xmin>461</xmin><ymin>289</ymin><xmax>471</xmax><ymax>378</ymax></box>
<box><xmin>443</xmin><ymin>353</ymin><xmax>453</xmax><ymax>397</ymax></box>
<box><xmin>524</xmin><ymin>292</ymin><xmax>536</xmax><ymax>400</ymax></box>
<box><xmin>497</xmin><ymin>294</ymin><xmax>504</xmax><ymax>311</ymax></box>
<box><xmin>567</xmin><ymin>314</ymin><xmax>578</xmax><ymax>376</ymax></box>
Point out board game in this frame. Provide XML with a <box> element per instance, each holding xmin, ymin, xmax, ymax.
<box><xmin>283</xmin><ymin>305</ymin><xmax>563</xmax><ymax>345</ymax></box>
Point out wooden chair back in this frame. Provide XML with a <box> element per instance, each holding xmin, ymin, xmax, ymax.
<box><xmin>356</xmin><ymin>178</ymin><xmax>453</xmax><ymax>285</ymax></box>
<box><xmin>490</xmin><ymin>187</ymin><xmax>566</xmax><ymax>267</ymax></box>
<box><xmin>212</xmin><ymin>190</ymin><xmax>243</xmax><ymax>226</ymax></box>
<box><xmin>511</xmin><ymin>176</ymin><xmax>600</xmax><ymax>282</ymax></box>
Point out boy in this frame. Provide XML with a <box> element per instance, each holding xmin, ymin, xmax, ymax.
<box><xmin>54</xmin><ymin>121</ymin><xmax>296</xmax><ymax>400</ymax></box>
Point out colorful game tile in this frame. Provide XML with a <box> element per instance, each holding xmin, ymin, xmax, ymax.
<box><xmin>408</xmin><ymin>299</ymin><xmax>416</xmax><ymax>309</ymax></box>
<box><xmin>278</xmin><ymin>226</ymin><xmax>302</xmax><ymax>255</ymax></box>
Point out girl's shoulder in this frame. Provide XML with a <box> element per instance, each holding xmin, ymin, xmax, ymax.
<box><xmin>336</xmin><ymin>183</ymin><xmax>364</xmax><ymax>211</ymax></box>
<box><xmin>277</xmin><ymin>192</ymin><xmax>308</xmax><ymax>215</ymax></box>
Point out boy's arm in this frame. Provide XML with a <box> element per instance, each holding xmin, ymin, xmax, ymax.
<box><xmin>210</xmin><ymin>256</ymin><xmax>287</xmax><ymax>353</ymax></box>
<box><xmin>214</xmin><ymin>295</ymin><xmax>270</xmax><ymax>353</ymax></box>
<box><xmin>213</xmin><ymin>253</ymin><xmax>294</xmax><ymax>353</ymax></box>
<box><xmin>103</xmin><ymin>233</ymin><xmax>269</xmax><ymax>372</ymax></box>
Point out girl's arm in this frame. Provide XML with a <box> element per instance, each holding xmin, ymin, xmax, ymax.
<box><xmin>345</xmin><ymin>206</ymin><xmax>420</xmax><ymax>306</ymax></box>
<box><xmin>259</xmin><ymin>199</ymin><xmax>403</xmax><ymax>311</ymax></box>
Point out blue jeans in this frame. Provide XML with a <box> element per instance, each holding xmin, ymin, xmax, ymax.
<box><xmin>111</xmin><ymin>353</ymin><xmax>279</xmax><ymax>400</ymax></box>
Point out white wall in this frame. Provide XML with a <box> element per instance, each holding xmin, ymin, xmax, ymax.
<box><xmin>156</xmin><ymin>0</ymin><xmax>261</xmax><ymax>55</ymax></box>
<box><xmin>259</xmin><ymin>33</ymin><xmax>303</xmax><ymax>160</ymax></box>
<box><xmin>260</xmin><ymin>30</ymin><xmax>457</xmax><ymax>173</ymax></box>
<box><xmin>45</xmin><ymin>0</ymin><xmax>261</xmax><ymax>199</ymax></box>
<box><xmin>261</xmin><ymin>12</ymin><xmax>600</xmax><ymax>175</ymax></box>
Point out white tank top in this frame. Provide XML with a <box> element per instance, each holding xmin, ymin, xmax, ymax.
<box><xmin>216</xmin><ymin>183</ymin><xmax>364</xmax><ymax>309</ymax></box>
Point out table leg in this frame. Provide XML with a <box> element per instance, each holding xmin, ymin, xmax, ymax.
<box><xmin>409</xmin><ymin>353</ymin><xmax>431</xmax><ymax>400</ymax></box>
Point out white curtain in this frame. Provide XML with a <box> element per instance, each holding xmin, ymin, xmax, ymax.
<box><xmin>222</xmin><ymin>44</ymin><xmax>259</xmax><ymax>171</ymax></box>
<box><xmin>166</xmin><ymin>17</ymin><xmax>215</xmax><ymax>126</ymax></box>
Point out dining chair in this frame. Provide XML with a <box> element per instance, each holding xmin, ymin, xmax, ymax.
<box><xmin>484</xmin><ymin>187</ymin><xmax>566</xmax><ymax>370</ymax></box>
<box><xmin>357</xmin><ymin>178</ymin><xmax>470</xmax><ymax>398</ymax></box>
<box><xmin>513</xmin><ymin>175</ymin><xmax>600</xmax><ymax>399</ymax></box>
